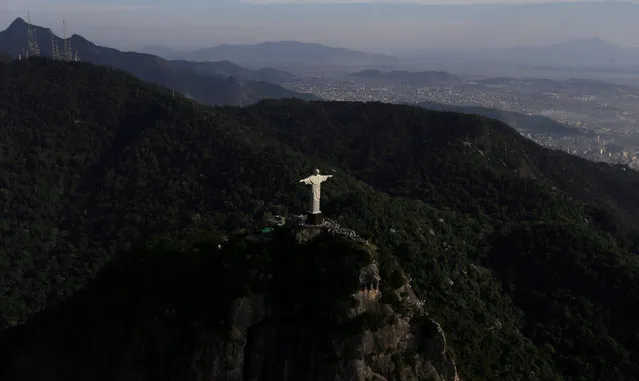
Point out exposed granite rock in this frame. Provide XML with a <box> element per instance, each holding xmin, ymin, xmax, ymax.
<box><xmin>104</xmin><ymin>296</ymin><xmax>459</xmax><ymax>381</ymax></box>
<box><xmin>2</xmin><ymin>227</ymin><xmax>460</xmax><ymax>381</ymax></box>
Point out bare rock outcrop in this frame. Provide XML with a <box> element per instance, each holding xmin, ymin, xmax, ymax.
<box><xmin>2</xmin><ymin>227</ymin><xmax>460</xmax><ymax>381</ymax></box>
<box><xmin>112</xmin><ymin>229</ymin><xmax>460</xmax><ymax>381</ymax></box>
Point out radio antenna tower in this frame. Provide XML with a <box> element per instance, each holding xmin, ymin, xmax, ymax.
<box><xmin>50</xmin><ymin>28</ymin><xmax>59</xmax><ymax>60</ymax></box>
<box><xmin>62</xmin><ymin>20</ymin><xmax>72</xmax><ymax>61</ymax></box>
<box><xmin>26</xmin><ymin>11</ymin><xmax>40</xmax><ymax>57</ymax></box>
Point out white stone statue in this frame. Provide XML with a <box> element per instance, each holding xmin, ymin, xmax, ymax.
<box><xmin>299</xmin><ymin>169</ymin><xmax>333</xmax><ymax>214</ymax></box>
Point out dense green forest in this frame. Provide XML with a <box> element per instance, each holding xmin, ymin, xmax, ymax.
<box><xmin>237</xmin><ymin>99</ymin><xmax>639</xmax><ymax>233</ymax></box>
<box><xmin>1</xmin><ymin>58</ymin><xmax>638</xmax><ymax>381</ymax></box>
<box><xmin>416</xmin><ymin>100</ymin><xmax>588</xmax><ymax>137</ymax></box>
<box><xmin>2</xmin><ymin>227</ymin><xmax>407</xmax><ymax>381</ymax></box>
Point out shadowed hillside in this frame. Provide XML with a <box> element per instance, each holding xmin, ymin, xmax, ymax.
<box><xmin>170</xmin><ymin>59</ymin><xmax>296</xmax><ymax>84</ymax></box>
<box><xmin>0</xmin><ymin>59</ymin><xmax>638</xmax><ymax>381</ymax></box>
<box><xmin>241</xmin><ymin>99</ymin><xmax>639</xmax><ymax>230</ymax></box>
<box><xmin>1</xmin><ymin>226</ymin><xmax>461</xmax><ymax>381</ymax></box>
<box><xmin>417</xmin><ymin>100</ymin><xmax>588</xmax><ymax>137</ymax></box>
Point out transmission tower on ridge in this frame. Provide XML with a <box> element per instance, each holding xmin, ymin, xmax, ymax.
<box><xmin>62</xmin><ymin>20</ymin><xmax>72</xmax><ymax>61</ymax></box>
<box><xmin>50</xmin><ymin>28</ymin><xmax>59</xmax><ymax>60</ymax></box>
<box><xmin>26</xmin><ymin>11</ymin><xmax>40</xmax><ymax>57</ymax></box>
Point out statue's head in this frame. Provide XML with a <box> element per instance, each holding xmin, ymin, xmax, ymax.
<box><xmin>315</xmin><ymin>169</ymin><xmax>320</xmax><ymax>174</ymax></box>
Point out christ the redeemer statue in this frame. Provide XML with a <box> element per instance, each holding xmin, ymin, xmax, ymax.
<box><xmin>300</xmin><ymin>169</ymin><xmax>333</xmax><ymax>225</ymax></box>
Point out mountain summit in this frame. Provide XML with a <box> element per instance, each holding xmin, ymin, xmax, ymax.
<box><xmin>2</xmin><ymin>222</ymin><xmax>461</xmax><ymax>381</ymax></box>
<box><xmin>0</xmin><ymin>18</ymin><xmax>317</xmax><ymax>106</ymax></box>
<box><xmin>480</xmin><ymin>36</ymin><xmax>639</xmax><ymax>68</ymax></box>
<box><xmin>180</xmin><ymin>40</ymin><xmax>401</xmax><ymax>68</ymax></box>
<box><xmin>6</xmin><ymin>17</ymin><xmax>26</xmax><ymax>30</ymax></box>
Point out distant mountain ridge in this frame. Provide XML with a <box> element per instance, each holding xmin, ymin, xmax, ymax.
<box><xmin>137</xmin><ymin>45</ymin><xmax>183</xmax><ymax>59</ymax></box>
<box><xmin>170</xmin><ymin>60</ymin><xmax>295</xmax><ymax>84</ymax></box>
<box><xmin>417</xmin><ymin>100</ymin><xmax>588</xmax><ymax>137</ymax></box>
<box><xmin>146</xmin><ymin>36</ymin><xmax>639</xmax><ymax>71</ymax></box>
<box><xmin>179</xmin><ymin>40</ymin><xmax>401</xmax><ymax>68</ymax></box>
<box><xmin>0</xmin><ymin>18</ymin><xmax>317</xmax><ymax>105</ymax></box>
<box><xmin>418</xmin><ymin>37</ymin><xmax>639</xmax><ymax>69</ymax></box>
<box><xmin>494</xmin><ymin>37</ymin><xmax>639</xmax><ymax>68</ymax></box>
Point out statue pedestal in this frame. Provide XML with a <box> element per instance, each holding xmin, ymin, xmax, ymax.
<box><xmin>306</xmin><ymin>212</ymin><xmax>323</xmax><ymax>226</ymax></box>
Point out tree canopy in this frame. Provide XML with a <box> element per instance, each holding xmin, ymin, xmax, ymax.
<box><xmin>1</xmin><ymin>58</ymin><xmax>638</xmax><ymax>381</ymax></box>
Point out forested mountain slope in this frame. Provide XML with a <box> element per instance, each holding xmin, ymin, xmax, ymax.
<box><xmin>417</xmin><ymin>100</ymin><xmax>587</xmax><ymax>137</ymax></box>
<box><xmin>240</xmin><ymin>99</ymin><xmax>639</xmax><ymax>235</ymax></box>
<box><xmin>170</xmin><ymin>59</ymin><xmax>296</xmax><ymax>84</ymax></box>
<box><xmin>0</xmin><ymin>58</ymin><xmax>638</xmax><ymax>381</ymax></box>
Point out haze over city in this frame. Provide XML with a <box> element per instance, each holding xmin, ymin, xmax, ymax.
<box><xmin>2</xmin><ymin>0</ymin><xmax>639</xmax><ymax>53</ymax></box>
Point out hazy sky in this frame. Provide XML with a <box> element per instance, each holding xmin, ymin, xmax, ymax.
<box><xmin>2</xmin><ymin>0</ymin><xmax>638</xmax><ymax>53</ymax></box>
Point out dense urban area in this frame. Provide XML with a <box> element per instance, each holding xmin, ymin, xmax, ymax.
<box><xmin>286</xmin><ymin>73</ymin><xmax>639</xmax><ymax>169</ymax></box>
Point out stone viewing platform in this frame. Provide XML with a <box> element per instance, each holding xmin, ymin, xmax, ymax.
<box><xmin>322</xmin><ymin>218</ymin><xmax>369</xmax><ymax>245</ymax></box>
<box><xmin>295</xmin><ymin>217</ymin><xmax>369</xmax><ymax>246</ymax></box>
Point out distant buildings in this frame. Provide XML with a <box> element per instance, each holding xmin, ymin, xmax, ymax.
<box><xmin>285</xmin><ymin>75</ymin><xmax>639</xmax><ymax>171</ymax></box>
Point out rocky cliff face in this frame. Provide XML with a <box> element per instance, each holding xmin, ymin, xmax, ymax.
<box><xmin>108</xmin><ymin>297</ymin><xmax>460</xmax><ymax>381</ymax></box>
<box><xmin>2</xmin><ymin>226</ymin><xmax>460</xmax><ymax>381</ymax></box>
